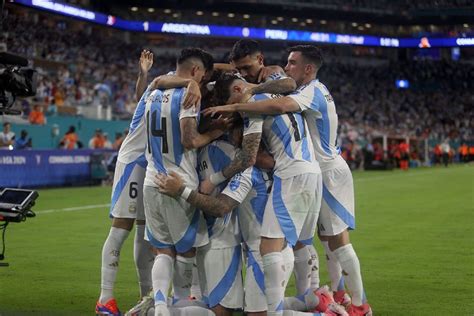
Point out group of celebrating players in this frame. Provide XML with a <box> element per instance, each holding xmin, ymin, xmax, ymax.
<box><xmin>95</xmin><ymin>39</ymin><xmax>372</xmax><ymax>316</ymax></box>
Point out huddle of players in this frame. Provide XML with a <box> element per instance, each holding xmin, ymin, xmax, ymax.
<box><xmin>96</xmin><ymin>40</ymin><xmax>372</xmax><ymax>316</ymax></box>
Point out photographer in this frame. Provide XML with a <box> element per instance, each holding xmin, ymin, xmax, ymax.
<box><xmin>0</xmin><ymin>122</ymin><xmax>15</xmax><ymax>150</ymax></box>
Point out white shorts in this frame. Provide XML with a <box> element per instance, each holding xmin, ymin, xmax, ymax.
<box><xmin>143</xmin><ymin>185</ymin><xmax>209</xmax><ymax>253</ymax></box>
<box><xmin>197</xmin><ymin>244</ymin><xmax>243</xmax><ymax>310</ymax></box>
<box><xmin>109</xmin><ymin>160</ymin><xmax>146</xmax><ymax>221</ymax></box>
<box><xmin>318</xmin><ymin>163</ymin><xmax>355</xmax><ymax>236</ymax></box>
<box><xmin>261</xmin><ymin>173</ymin><xmax>322</xmax><ymax>247</ymax></box>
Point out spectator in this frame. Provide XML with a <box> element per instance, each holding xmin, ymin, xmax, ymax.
<box><xmin>60</xmin><ymin>125</ymin><xmax>81</xmax><ymax>149</ymax></box>
<box><xmin>0</xmin><ymin>122</ymin><xmax>15</xmax><ymax>150</ymax></box>
<box><xmin>14</xmin><ymin>130</ymin><xmax>32</xmax><ymax>149</ymax></box>
<box><xmin>103</xmin><ymin>133</ymin><xmax>113</xmax><ymax>149</ymax></box>
<box><xmin>440</xmin><ymin>139</ymin><xmax>450</xmax><ymax>167</ymax></box>
<box><xmin>459</xmin><ymin>143</ymin><xmax>469</xmax><ymax>163</ymax></box>
<box><xmin>28</xmin><ymin>104</ymin><xmax>46</xmax><ymax>125</ymax></box>
<box><xmin>46</xmin><ymin>99</ymin><xmax>58</xmax><ymax>116</ymax></box>
<box><xmin>89</xmin><ymin>129</ymin><xmax>106</xmax><ymax>149</ymax></box>
<box><xmin>112</xmin><ymin>132</ymin><xmax>123</xmax><ymax>150</ymax></box>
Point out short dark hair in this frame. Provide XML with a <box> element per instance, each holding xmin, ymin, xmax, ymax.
<box><xmin>288</xmin><ymin>45</ymin><xmax>323</xmax><ymax>70</ymax></box>
<box><xmin>3</xmin><ymin>122</ymin><xmax>10</xmax><ymax>127</ymax></box>
<box><xmin>214</xmin><ymin>72</ymin><xmax>242</xmax><ymax>105</ymax></box>
<box><xmin>230</xmin><ymin>39</ymin><xmax>261</xmax><ymax>62</ymax></box>
<box><xmin>177</xmin><ymin>48</ymin><xmax>214</xmax><ymax>71</ymax></box>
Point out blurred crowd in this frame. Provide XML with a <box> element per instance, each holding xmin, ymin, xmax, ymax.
<box><xmin>2</xmin><ymin>6</ymin><xmax>473</xmax><ymax>169</ymax></box>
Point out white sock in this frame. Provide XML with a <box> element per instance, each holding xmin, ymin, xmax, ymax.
<box><xmin>281</xmin><ymin>245</ymin><xmax>295</xmax><ymax>287</ymax></box>
<box><xmin>283</xmin><ymin>310</ymin><xmax>324</xmax><ymax>316</ymax></box>
<box><xmin>134</xmin><ymin>224</ymin><xmax>155</xmax><ymax>297</ymax></box>
<box><xmin>153</xmin><ymin>254</ymin><xmax>174</xmax><ymax>307</ymax></box>
<box><xmin>190</xmin><ymin>261</ymin><xmax>202</xmax><ymax>299</ymax></box>
<box><xmin>170</xmin><ymin>306</ymin><xmax>215</xmax><ymax>316</ymax></box>
<box><xmin>100</xmin><ymin>227</ymin><xmax>130</xmax><ymax>303</ymax></box>
<box><xmin>263</xmin><ymin>252</ymin><xmax>285</xmax><ymax>316</ymax></box>
<box><xmin>293</xmin><ymin>247</ymin><xmax>312</xmax><ymax>296</ymax></box>
<box><xmin>283</xmin><ymin>289</ymin><xmax>320</xmax><ymax>311</ymax></box>
<box><xmin>321</xmin><ymin>241</ymin><xmax>343</xmax><ymax>292</ymax></box>
<box><xmin>333</xmin><ymin>244</ymin><xmax>364</xmax><ymax>306</ymax></box>
<box><xmin>307</xmin><ymin>245</ymin><xmax>320</xmax><ymax>290</ymax></box>
<box><xmin>173</xmin><ymin>255</ymin><xmax>195</xmax><ymax>300</ymax></box>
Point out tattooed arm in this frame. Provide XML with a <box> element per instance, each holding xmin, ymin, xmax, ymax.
<box><xmin>222</xmin><ymin>132</ymin><xmax>261</xmax><ymax>178</ymax></box>
<box><xmin>180</xmin><ymin>117</ymin><xmax>226</xmax><ymax>150</ymax></box>
<box><xmin>249</xmin><ymin>66</ymin><xmax>296</xmax><ymax>94</ymax></box>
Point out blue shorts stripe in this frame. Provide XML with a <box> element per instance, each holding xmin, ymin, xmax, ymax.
<box><xmin>174</xmin><ymin>209</ymin><xmax>200</xmax><ymax>253</ymax></box>
<box><xmin>299</xmin><ymin>236</ymin><xmax>314</xmax><ymax>246</ymax></box>
<box><xmin>272</xmin><ymin>175</ymin><xmax>298</xmax><ymax>246</ymax></box>
<box><xmin>322</xmin><ymin>184</ymin><xmax>355</xmax><ymax>229</ymax></box>
<box><xmin>247</xmin><ymin>250</ymin><xmax>265</xmax><ymax>294</ymax></box>
<box><xmin>109</xmin><ymin>161</ymin><xmax>136</xmax><ymax>217</ymax></box>
<box><xmin>207</xmin><ymin>245</ymin><xmax>242</xmax><ymax>308</ymax></box>
<box><xmin>145</xmin><ymin>226</ymin><xmax>173</xmax><ymax>249</ymax></box>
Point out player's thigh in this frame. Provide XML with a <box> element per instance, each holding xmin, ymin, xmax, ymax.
<box><xmin>143</xmin><ymin>185</ymin><xmax>172</xmax><ymax>248</ymax></box>
<box><xmin>110</xmin><ymin>161</ymin><xmax>145</xmax><ymax>220</ymax></box>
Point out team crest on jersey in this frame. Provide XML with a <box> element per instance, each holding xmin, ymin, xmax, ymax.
<box><xmin>229</xmin><ymin>173</ymin><xmax>242</xmax><ymax>191</ymax></box>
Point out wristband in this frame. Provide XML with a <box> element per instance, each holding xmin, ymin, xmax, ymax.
<box><xmin>209</xmin><ymin>171</ymin><xmax>226</xmax><ymax>185</ymax></box>
<box><xmin>180</xmin><ymin>187</ymin><xmax>192</xmax><ymax>200</ymax></box>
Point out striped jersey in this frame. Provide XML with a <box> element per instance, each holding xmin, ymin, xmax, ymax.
<box><xmin>117</xmin><ymin>85</ymin><xmax>153</xmax><ymax>166</ymax></box>
<box><xmin>198</xmin><ymin>139</ymin><xmax>240</xmax><ymax>248</ymax></box>
<box><xmin>244</xmin><ymin>93</ymin><xmax>320</xmax><ymax>179</ymax></box>
<box><xmin>143</xmin><ymin>87</ymin><xmax>200</xmax><ymax>188</ymax></box>
<box><xmin>222</xmin><ymin>166</ymin><xmax>272</xmax><ymax>252</ymax></box>
<box><xmin>288</xmin><ymin>79</ymin><xmax>341</xmax><ymax>170</ymax></box>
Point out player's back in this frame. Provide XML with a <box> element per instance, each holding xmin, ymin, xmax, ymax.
<box><xmin>289</xmin><ymin>79</ymin><xmax>340</xmax><ymax>170</ymax></box>
<box><xmin>249</xmin><ymin>93</ymin><xmax>320</xmax><ymax>179</ymax></box>
<box><xmin>117</xmin><ymin>86</ymin><xmax>153</xmax><ymax>165</ymax></box>
<box><xmin>144</xmin><ymin>87</ymin><xmax>199</xmax><ymax>189</ymax></box>
<box><xmin>198</xmin><ymin>139</ymin><xmax>240</xmax><ymax>248</ymax></box>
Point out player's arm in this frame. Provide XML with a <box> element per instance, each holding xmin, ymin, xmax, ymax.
<box><xmin>150</xmin><ymin>76</ymin><xmax>201</xmax><ymax>108</ymax></box>
<box><xmin>135</xmin><ymin>50</ymin><xmax>153</xmax><ymax>101</ymax></box>
<box><xmin>155</xmin><ymin>171</ymin><xmax>239</xmax><ymax>217</ymax></box>
<box><xmin>180</xmin><ymin>117</ymin><xmax>227</xmax><ymax>150</ymax></box>
<box><xmin>202</xmin><ymin>96</ymin><xmax>300</xmax><ymax>117</ymax></box>
<box><xmin>251</xmin><ymin>66</ymin><xmax>297</xmax><ymax>94</ymax></box>
<box><xmin>256</xmin><ymin>144</ymin><xmax>275</xmax><ymax>170</ymax></box>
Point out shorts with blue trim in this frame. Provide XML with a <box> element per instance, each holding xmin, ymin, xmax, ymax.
<box><xmin>260</xmin><ymin>173</ymin><xmax>322</xmax><ymax>247</ymax></box>
<box><xmin>318</xmin><ymin>163</ymin><xmax>355</xmax><ymax>236</ymax></box>
<box><xmin>143</xmin><ymin>185</ymin><xmax>209</xmax><ymax>253</ymax></box>
<box><xmin>109</xmin><ymin>161</ymin><xmax>146</xmax><ymax>220</ymax></box>
<box><xmin>196</xmin><ymin>244</ymin><xmax>243</xmax><ymax>310</ymax></box>
<box><xmin>244</xmin><ymin>247</ymin><xmax>266</xmax><ymax>312</ymax></box>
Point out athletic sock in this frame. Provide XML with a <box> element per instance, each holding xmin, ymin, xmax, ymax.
<box><xmin>333</xmin><ymin>244</ymin><xmax>364</xmax><ymax>306</ymax></box>
<box><xmin>321</xmin><ymin>241</ymin><xmax>343</xmax><ymax>292</ymax></box>
<box><xmin>263</xmin><ymin>252</ymin><xmax>285</xmax><ymax>316</ymax></box>
<box><xmin>170</xmin><ymin>306</ymin><xmax>215</xmax><ymax>316</ymax></box>
<box><xmin>172</xmin><ymin>255</ymin><xmax>195</xmax><ymax>300</ymax></box>
<box><xmin>134</xmin><ymin>224</ymin><xmax>155</xmax><ymax>297</ymax></box>
<box><xmin>152</xmin><ymin>254</ymin><xmax>174</xmax><ymax>308</ymax></box>
<box><xmin>281</xmin><ymin>244</ymin><xmax>295</xmax><ymax>287</ymax></box>
<box><xmin>283</xmin><ymin>289</ymin><xmax>320</xmax><ymax>311</ymax></box>
<box><xmin>307</xmin><ymin>244</ymin><xmax>320</xmax><ymax>290</ymax></box>
<box><xmin>293</xmin><ymin>247</ymin><xmax>312</xmax><ymax>295</ymax></box>
<box><xmin>190</xmin><ymin>260</ymin><xmax>202</xmax><ymax>299</ymax></box>
<box><xmin>99</xmin><ymin>227</ymin><xmax>130</xmax><ymax>303</ymax></box>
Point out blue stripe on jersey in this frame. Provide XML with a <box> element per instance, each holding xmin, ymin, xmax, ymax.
<box><xmin>313</xmin><ymin>88</ymin><xmax>332</xmax><ymax>156</ymax></box>
<box><xmin>250</xmin><ymin>167</ymin><xmax>268</xmax><ymax>225</ymax></box>
<box><xmin>109</xmin><ymin>161</ymin><xmax>136</xmax><ymax>216</ymax></box>
<box><xmin>149</xmin><ymin>90</ymin><xmax>166</xmax><ymax>173</ymax></box>
<box><xmin>272</xmin><ymin>115</ymin><xmax>294</xmax><ymax>159</ymax></box>
<box><xmin>272</xmin><ymin>175</ymin><xmax>298</xmax><ymax>246</ymax></box>
<box><xmin>129</xmin><ymin>88</ymin><xmax>152</xmax><ymax>134</ymax></box>
<box><xmin>247</xmin><ymin>249</ymin><xmax>265</xmax><ymax>293</ymax></box>
<box><xmin>174</xmin><ymin>208</ymin><xmax>201</xmax><ymax>253</ymax></box>
<box><xmin>171</xmin><ymin>88</ymin><xmax>185</xmax><ymax>166</ymax></box>
<box><xmin>299</xmin><ymin>236</ymin><xmax>314</xmax><ymax>246</ymax></box>
<box><xmin>136</xmin><ymin>154</ymin><xmax>147</xmax><ymax>169</ymax></box>
<box><xmin>208</xmin><ymin>144</ymin><xmax>231</xmax><ymax>173</ymax></box>
<box><xmin>145</xmin><ymin>226</ymin><xmax>173</xmax><ymax>249</ymax></box>
<box><xmin>207</xmin><ymin>245</ymin><xmax>242</xmax><ymax>308</ymax></box>
<box><xmin>322</xmin><ymin>184</ymin><xmax>355</xmax><ymax>229</ymax></box>
<box><xmin>295</xmin><ymin>113</ymin><xmax>312</xmax><ymax>162</ymax></box>
<box><xmin>253</xmin><ymin>93</ymin><xmax>270</xmax><ymax>101</ymax></box>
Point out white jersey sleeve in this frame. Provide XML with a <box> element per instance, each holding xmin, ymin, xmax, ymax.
<box><xmin>221</xmin><ymin>169</ymin><xmax>254</xmax><ymax>204</ymax></box>
<box><xmin>243</xmin><ymin>113</ymin><xmax>264</xmax><ymax>136</ymax></box>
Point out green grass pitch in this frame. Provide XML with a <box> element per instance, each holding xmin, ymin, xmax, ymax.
<box><xmin>0</xmin><ymin>165</ymin><xmax>473</xmax><ymax>315</ymax></box>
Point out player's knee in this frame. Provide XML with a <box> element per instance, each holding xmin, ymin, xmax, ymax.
<box><xmin>112</xmin><ymin>217</ymin><xmax>135</xmax><ymax>231</ymax></box>
<box><xmin>178</xmin><ymin>247</ymin><xmax>196</xmax><ymax>258</ymax></box>
<box><xmin>156</xmin><ymin>247</ymin><xmax>176</xmax><ymax>258</ymax></box>
<box><xmin>211</xmin><ymin>304</ymin><xmax>233</xmax><ymax>316</ymax></box>
<box><xmin>260</xmin><ymin>237</ymin><xmax>284</xmax><ymax>256</ymax></box>
<box><xmin>327</xmin><ymin>230</ymin><xmax>350</xmax><ymax>251</ymax></box>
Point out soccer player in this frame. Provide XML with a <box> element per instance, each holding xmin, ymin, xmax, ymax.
<box><xmin>96</xmin><ymin>50</ymin><xmax>156</xmax><ymax>316</ymax></box>
<box><xmin>200</xmin><ymin>73</ymin><xmax>323</xmax><ymax>316</ymax></box>
<box><xmin>142</xmin><ymin>48</ymin><xmax>226</xmax><ymax>316</ymax></box>
<box><xmin>230</xmin><ymin>39</ymin><xmax>320</xmax><ymax>294</ymax></box>
<box><xmin>203</xmin><ymin>45</ymin><xmax>372</xmax><ymax>316</ymax></box>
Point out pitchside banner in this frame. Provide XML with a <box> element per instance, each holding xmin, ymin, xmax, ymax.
<box><xmin>0</xmin><ymin>149</ymin><xmax>112</xmax><ymax>187</ymax></box>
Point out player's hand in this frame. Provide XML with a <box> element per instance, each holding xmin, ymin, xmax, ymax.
<box><xmin>202</xmin><ymin>104</ymin><xmax>238</xmax><ymax>117</ymax></box>
<box><xmin>155</xmin><ymin>171</ymin><xmax>184</xmax><ymax>198</ymax></box>
<box><xmin>149</xmin><ymin>76</ymin><xmax>162</xmax><ymax>90</ymax></box>
<box><xmin>183</xmin><ymin>80</ymin><xmax>201</xmax><ymax>109</ymax></box>
<box><xmin>211</xmin><ymin>116</ymin><xmax>234</xmax><ymax>132</ymax></box>
<box><xmin>139</xmin><ymin>50</ymin><xmax>154</xmax><ymax>74</ymax></box>
<box><xmin>199</xmin><ymin>179</ymin><xmax>216</xmax><ymax>195</ymax></box>
<box><xmin>257</xmin><ymin>65</ymin><xmax>283</xmax><ymax>83</ymax></box>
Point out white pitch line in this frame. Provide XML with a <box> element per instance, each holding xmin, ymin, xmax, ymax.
<box><xmin>36</xmin><ymin>203</ymin><xmax>110</xmax><ymax>215</ymax></box>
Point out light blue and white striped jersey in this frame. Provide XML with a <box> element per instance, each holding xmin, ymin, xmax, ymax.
<box><xmin>143</xmin><ymin>87</ymin><xmax>200</xmax><ymax>188</ymax></box>
<box><xmin>117</xmin><ymin>85</ymin><xmax>153</xmax><ymax>165</ymax></box>
<box><xmin>198</xmin><ymin>139</ymin><xmax>240</xmax><ymax>248</ymax></box>
<box><xmin>244</xmin><ymin>93</ymin><xmax>320</xmax><ymax>179</ymax></box>
<box><xmin>222</xmin><ymin>166</ymin><xmax>272</xmax><ymax>252</ymax></box>
<box><xmin>288</xmin><ymin>79</ymin><xmax>341</xmax><ymax>170</ymax></box>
